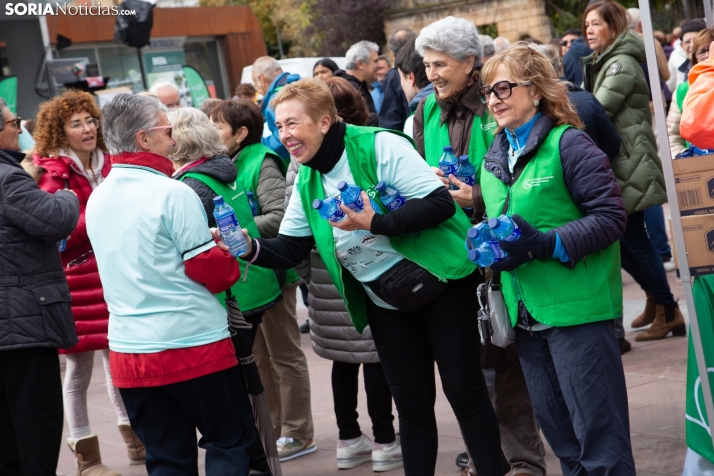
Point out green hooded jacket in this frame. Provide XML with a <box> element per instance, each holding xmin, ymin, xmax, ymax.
<box><xmin>581</xmin><ymin>30</ymin><xmax>666</xmax><ymax>215</ymax></box>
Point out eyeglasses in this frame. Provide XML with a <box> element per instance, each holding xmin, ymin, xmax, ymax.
<box><xmin>165</xmin><ymin>101</ymin><xmax>182</xmax><ymax>109</ymax></box>
<box><xmin>560</xmin><ymin>40</ymin><xmax>573</xmax><ymax>47</ymax></box>
<box><xmin>478</xmin><ymin>81</ymin><xmax>533</xmax><ymax>104</ymax></box>
<box><xmin>695</xmin><ymin>48</ymin><xmax>710</xmax><ymax>59</ymax></box>
<box><xmin>3</xmin><ymin>117</ymin><xmax>21</xmax><ymax>130</ymax></box>
<box><xmin>145</xmin><ymin>125</ymin><xmax>173</xmax><ymax>138</ymax></box>
<box><xmin>67</xmin><ymin>118</ymin><xmax>99</xmax><ymax>131</ymax></box>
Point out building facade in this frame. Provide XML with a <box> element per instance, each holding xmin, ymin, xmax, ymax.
<box><xmin>384</xmin><ymin>0</ymin><xmax>553</xmax><ymax>44</ymax></box>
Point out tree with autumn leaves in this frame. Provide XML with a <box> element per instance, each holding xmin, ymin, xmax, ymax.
<box><xmin>199</xmin><ymin>0</ymin><xmax>388</xmax><ymax>58</ymax></box>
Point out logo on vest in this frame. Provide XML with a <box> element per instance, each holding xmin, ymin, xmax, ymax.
<box><xmin>523</xmin><ymin>176</ymin><xmax>554</xmax><ymax>189</ymax></box>
<box><xmin>336</xmin><ymin>249</ymin><xmax>348</xmax><ymax>260</ymax></box>
<box><xmin>481</xmin><ymin>122</ymin><xmax>498</xmax><ymax>131</ymax></box>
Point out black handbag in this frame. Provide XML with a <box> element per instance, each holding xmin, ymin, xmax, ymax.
<box><xmin>366</xmin><ymin>259</ymin><xmax>448</xmax><ymax>312</ymax></box>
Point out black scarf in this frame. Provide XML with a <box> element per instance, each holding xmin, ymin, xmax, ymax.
<box><xmin>304</xmin><ymin>121</ymin><xmax>346</xmax><ymax>175</ymax></box>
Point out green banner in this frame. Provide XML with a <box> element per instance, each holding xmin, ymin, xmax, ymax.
<box><xmin>0</xmin><ymin>76</ymin><xmax>18</xmax><ymax>115</ymax></box>
<box><xmin>686</xmin><ymin>275</ymin><xmax>714</xmax><ymax>464</ymax></box>
<box><xmin>182</xmin><ymin>66</ymin><xmax>210</xmax><ymax>108</ymax></box>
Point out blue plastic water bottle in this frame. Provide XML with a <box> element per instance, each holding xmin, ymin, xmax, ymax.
<box><xmin>455</xmin><ymin>155</ymin><xmax>475</xmax><ymax>187</ymax></box>
<box><xmin>468</xmin><ymin>242</ymin><xmax>506</xmax><ymax>267</ymax></box>
<box><xmin>438</xmin><ymin>146</ymin><xmax>458</xmax><ymax>178</ymax></box>
<box><xmin>246</xmin><ymin>191</ymin><xmax>259</xmax><ymax>217</ymax></box>
<box><xmin>375</xmin><ymin>181</ymin><xmax>406</xmax><ymax>211</ymax></box>
<box><xmin>466</xmin><ymin>222</ymin><xmax>496</xmax><ymax>249</ymax></box>
<box><xmin>213</xmin><ymin>196</ymin><xmax>248</xmax><ymax>257</ymax></box>
<box><xmin>488</xmin><ymin>215</ymin><xmax>522</xmax><ymax>242</ymax></box>
<box><xmin>337</xmin><ymin>181</ymin><xmax>364</xmax><ymax>212</ymax></box>
<box><xmin>312</xmin><ymin>198</ymin><xmax>346</xmax><ymax>222</ymax></box>
<box><xmin>57</xmin><ymin>239</ymin><xmax>67</xmax><ymax>252</ymax></box>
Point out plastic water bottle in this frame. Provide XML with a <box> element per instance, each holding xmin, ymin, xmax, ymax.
<box><xmin>375</xmin><ymin>181</ymin><xmax>406</xmax><ymax>211</ymax></box>
<box><xmin>213</xmin><ymin>196</ymin><xmax>248</xmax><ymax>257</ymax></box>
<box><xmin>455</xmin><ymin>155</ymin><xmax>475</xmax><ymax>187</ymax></box>
<box><xmin>312</xmin><ymin>197</ymin><xmax>346</xmax><ymax>222</ymax></box>
<box><xmin>466</xmin><ymin>222</ymin><xmax>496</xmax><ymax>249</ymax></box>
<box><xmin>438</xmin><ymin>146</ymin><xmax>458</xmax><ymax>178</ymax></box>
<box><xmin>489</xmin><ymin>215</ymin><xmax>521</xmax><ymax>242</ymax></box>
<box><xmin>468</xmin><ymin>242</ymin><xmax>506</xmax><ymax>267</ymax></box>
<box><xmin>337</xmin><ymin>181</ymin><xmax>364</xmax><ymax>212</ymax></box>
<box><xmin>57</xmin><ymin>239</ymin><xmax>66</xmax><ymax>252</ymax></box>
<box><xmin>246</xmin><ymin>191</ymin><xmax>259</xmax><ymax>217</ymax></box>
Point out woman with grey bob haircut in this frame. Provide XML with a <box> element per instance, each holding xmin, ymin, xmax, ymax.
<box><xmin>415</xmin><ymin>16</ymin><xmax>483</xmax><ymax>63</ymax></box>
<box><xmin>167</xmin><ymin>108</ymin><xmax>227</xmax><ymax>167</ymax></box>
<box><xmin>101</xmin><ymin>94</ymin><xmax>166</xmax><ymax>155</ymax></box>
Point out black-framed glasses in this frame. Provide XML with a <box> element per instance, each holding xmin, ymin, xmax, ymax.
<box><xmin>695</xmin><ymin>48</ymin><xmax>710</xmax><ymax>59</ymax></box>
<box><xmin>478</xmin><ymin>81</ymin><xmax>533</xmax><ymax>104</ymax></box>
<box><xmin>560</xmin><ymin>40</ymin><xmax>573</xmax><ymax>47</ymax></box>
<box><xmin>3</xmin><ymin>117</ymin><xmax>21</xmax><ymax>130</ymax></box>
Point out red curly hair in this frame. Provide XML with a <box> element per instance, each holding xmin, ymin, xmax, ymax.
<box><xmin>34</xmin><ymin>89</ymin><xmax>106</xmax><ymax>158</ymax></box>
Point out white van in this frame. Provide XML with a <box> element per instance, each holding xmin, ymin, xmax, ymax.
<box><xmin>240</xmin><ymin>57</ymin><xmax>347</xmax><ymax>86</ymax></box>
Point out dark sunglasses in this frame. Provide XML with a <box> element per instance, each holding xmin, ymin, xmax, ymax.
<box><xmin>3</xmin><ymin>117</ymin><xmax>21</xmax><ymax>129</ymax></box>
<box><xmin>478</xmin><ymin>81</ymin><xmax>533</xmax><ymax>104</ymax></box>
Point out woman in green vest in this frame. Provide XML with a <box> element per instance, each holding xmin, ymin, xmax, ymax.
<box><xmin>412</xmin><ymin>16</ymin><xmax>496</xmax><ymax>215</ymax></box>
<box><xmin>666</xmin><ymin>28</ymin><xmax>714</xmax><ymax>158</ymax></box>
<box><xmin>479</xmin><ymin>43</ymin><xmax>633</xmax><ymax>474</ymax></box>
<box><xmin>208</xmin><ymin>100</ymin><xmax>316</xmax><ymax>461</ymax></box>
<box><xmin>234</xmin><ymin>78</ymin><xmax>504</xmax><ymax>475</ymax></box>
<box><xmin>167</xmin><ymin>106</ymin><xmax>278</xmax><ymax>475</ymax></box>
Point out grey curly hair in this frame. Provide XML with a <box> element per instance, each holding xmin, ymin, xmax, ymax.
<box><xmin>415</xmin><ymin>16</ymin><xmax>483</xmax><ymax>64</ymax></box>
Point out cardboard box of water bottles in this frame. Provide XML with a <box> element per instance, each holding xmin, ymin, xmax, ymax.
<box><xmin>672</xmin><ymin>152</ymin><xmax>714</xmax><ymax>216</ymax></box>
<box><xmin>670</xmin><ymin>151</ymin><xmax>714</xmax><ymax>276</ymax></box>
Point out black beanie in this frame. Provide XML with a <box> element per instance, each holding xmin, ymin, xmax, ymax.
<box><xmin>680</xmin><ymin>19</ymin><xmax>707</xmax><ymax>41</ymax></box>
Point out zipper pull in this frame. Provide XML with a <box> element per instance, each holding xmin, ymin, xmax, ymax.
<box><xmin>529</xmin><ymin>326</ymin><xmax>533</xmax><ymax>337</ymax></box>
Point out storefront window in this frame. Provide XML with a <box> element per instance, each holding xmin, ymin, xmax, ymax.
<box><xmin>184</xmin><ymin>41</ymin><xmax>225</xmax><ymax>99</ymax></box>
<box><xmin>98</xmin><ymin>46</ymin><xmax>144</xmax><ymax>93</ymax></box>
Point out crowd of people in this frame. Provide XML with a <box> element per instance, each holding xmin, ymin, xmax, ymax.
<box><xmin>2</xmin><ymin>0</ymin><xmax>714</xmax><ymax>475</ymax></box>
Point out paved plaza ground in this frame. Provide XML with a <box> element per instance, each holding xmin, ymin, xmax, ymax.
<box><xmin>56</xmin><ymin>266</ymin><xmax>690</xmax><ymax>476</ymax></box>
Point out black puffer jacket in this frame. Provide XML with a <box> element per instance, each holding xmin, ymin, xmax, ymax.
<box><xmin>174</xmin><ymin>155</ymin><xmax>236</xmax><ymax>228</ymax></box>
<box><xmin>0</xmin><ymin>149</ymin><xmax>80</xmax><ymax>350</ymax></box>
<box><xmin>482</xmin><ymin>116</ymin><xmax>627</xmax><ymax>266</ymax></box>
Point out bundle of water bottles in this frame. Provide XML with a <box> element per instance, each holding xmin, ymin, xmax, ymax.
<box><xmin>466</xmin><ymin>216</ymin><xmax>521</xmax><ymax>268</ymax></box>
<box><xmin>439</xmin><ymin>145</ymin><xmax>475</xmax><ymax>189</ymax></box>
<box><xmin>312</xmin><ymin>180</ymin><xmax>406</xmax><ymax>222</ymax></box>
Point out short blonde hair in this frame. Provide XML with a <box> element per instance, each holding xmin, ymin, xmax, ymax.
<box><xmin>270</xmin><ymin>78</ymin><xmax>338</xmax><ymax>125</ymax></box>
<box><xmin>167</xmin><ymin>107</ymin><xmax>227</xmax><ymax>162</ymax></box>
<box><xmin>482</xmin><ymin>42</ymin><xmax>583</xmax><ymax>130</ymax></box>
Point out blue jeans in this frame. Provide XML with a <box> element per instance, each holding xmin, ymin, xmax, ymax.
<box><xmin>644</xmin><ymin>205</ymin><xmax>671</xmax><ymax>257</ymax></box>
<box><xmin>516</xmin><ymin>321</ymin><xmax>635</xmax><ymax>476</ymax></box>
<box><xmin>621</xmin><ymin>211</ymin><xmax>675</xmax><ymax>304</ymax></box>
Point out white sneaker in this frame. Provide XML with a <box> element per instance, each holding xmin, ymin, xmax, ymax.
<box><xmin>372</xmin><ymin>435</ymin><xmax>403</xmax><ymax>472</ymax></box>
<box><xmin>664</xmin><ymin>260</ymin><xmax>676</xmax><ymax>272</ymax></box>
<box><xmin>336</xmin><ymin>434</ymin><xmax>372</xmax><ymax>469</ymax></box>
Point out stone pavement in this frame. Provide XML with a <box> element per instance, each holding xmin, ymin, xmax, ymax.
<box><xmin>56</xmin><ymin>268</ymin><xmax>690</xmax><ymax>476</ymax></box>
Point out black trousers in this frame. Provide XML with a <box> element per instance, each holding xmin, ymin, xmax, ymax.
<box><xmin>119</xmin><ymin>365</ymin><xmax>257</xmax><ymax>476</ymax></box>
<box><xmin>0</xmin><ymin>347</ymin><xmax>64</xmax><ymax>476</ymax></box>
<box><xmin>332</xmin><ymin>360</ymin><xmax>396</xmax><ymax>444</ymax></box>
<box><xmin>366</xmin><ymin>273</ymin><xmax>503</xmax><ymax>476</ymax></box>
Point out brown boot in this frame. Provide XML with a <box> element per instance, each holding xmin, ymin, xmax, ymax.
<box><xmin>68</xmin><ymin>436</ymin><xmax>121</xmax><ymax>476</ymax></box>
<box><xmin>635</xmin><ymin>302</ymin><xmax>686</xmax><ymax>341</ymax></box>
<box><xmin>118</xmin><ymin>423</ymin><xmax>146</xmax><ymax>465</ymax></box>
<box><xmin>631</xmin><ymin>292</ymin><xmax>656</xmax><ymax>328</ymax></box>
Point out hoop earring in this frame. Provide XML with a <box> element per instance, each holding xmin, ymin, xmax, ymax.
<box><xmin>534</xmin><ymin>100</ymin><xmax>540</xmax><ymax>107</ymax></box>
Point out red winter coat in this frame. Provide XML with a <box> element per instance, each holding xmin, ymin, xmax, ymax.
<box><xmin>34</xmin><ymin>152</ymin><xmax>112</xmax><ymax>354</ymax></box>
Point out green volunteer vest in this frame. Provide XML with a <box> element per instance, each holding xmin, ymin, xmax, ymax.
<box><xmin>234</xmin><ymin>143</ymin><xmax>298</xmax><ymax>284</ymax></box>
<box><xmin>676</xmin><ymin>82</ymin><xmax>691</xmax><ymax>150</ymax></box>
<box><xmin>422</xmin><ymin>94</ymin><xmax>496</xmax><ymax>182</ymax></box>
<box><xmin>180</xmin><ymin>172</ymin><xmax>282</xmax><ymax>312</ymax></box>
<box><xmin>480</xmin><ymin>125</ymin><xmax>622</xmax><ymax>327</ymax></box>
<box><xmin>295</xmin><ymin>125</ymin><xmax>475</xmax><ymax>333</ymax></box>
